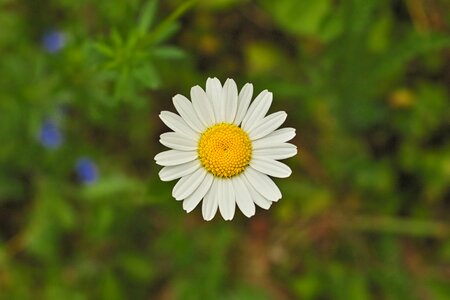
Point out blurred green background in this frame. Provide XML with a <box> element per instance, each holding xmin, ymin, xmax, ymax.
<box><xmin>1</xmin><ymin>0</ymin><xmax>450</xmax><ymax>299</ymax></box>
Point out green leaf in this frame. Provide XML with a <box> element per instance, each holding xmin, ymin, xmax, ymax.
<box><xmin>133</xmin><ymin>63</ymin><xmax>161</xmax><ymax>89</ymax></box>
<box><xmin>160</xmin><ymin>0</ymin><xmax>197</xmax><ymax>25</ymax></box>
<box><xmin>125</xmin><ymin>31</ymin><xmax>140</xmax><ymax>52</ymax></box>
<box><xmin>82</xmin><ymin>175</ymin><xmax>143</xmax><ymax>200</ymax></box>
<box><xmin>137</xmin><ymin>0</ymin><xmax>158</xmax><ymax>35</ymax></box>
<box><xmin>148</xmin><ymin>22</ymin><xmax>179</xmax><ymax>45</ymax></box>
<box><xmin>111</xmin><ymin>28</ymin><xmax>123</xmax><ymax>47</ymax></box>
<box><xmin>145</xmin><ymin>0</ymin><xmax>196</xmax><ymax>44</ymax></box>
<box><xmin>152</xmin><ymin>46</ymin><xmax>185</xmax><ymax>59</ymax></box>
<box><xmin>373</xmin><ymin>33</ymin><xmax>450</xmax><ymax>81</ymax></box>
<box><xmin>114</xmin><ymin>67</ymin><xmax>132</xmax><ymax>100</ymax></box>
<box><xmin>262</xmin><ymin>0</ymin><xmax>331</xmax><ymax>36</ymax></box>
<box><xmin>92</xmin><ymin>42</ymin><xmax>114</xmax><ymax>57</ymax></box>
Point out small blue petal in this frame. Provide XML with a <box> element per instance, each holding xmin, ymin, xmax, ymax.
<box><xmin>38</xmin><ymin>119</ymin><xmax>62</xmax><ymax>149</ymax></box>
<box><xmin>42</xmin><ymin>30</ymin><xmax>66</xmax><ymax>53</ymax></box>
<box><xmin>75</xmin><ymin>157</ymin><xmax>99</xmax><ymax>184</ymax></box>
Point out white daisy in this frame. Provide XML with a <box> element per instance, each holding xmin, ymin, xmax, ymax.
<box><xmin>155</xmin><ymin>78</ymin><xmax>297</xmax><ymax>221</ymax></box>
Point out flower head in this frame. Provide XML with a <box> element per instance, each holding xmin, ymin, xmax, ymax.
<box><xmin>38</xmin><ymin>119</ymin><xmax>63</xmax><ymax>149</ymax></box>
<box><xmin>75</xmin><ymin>157</ymin><xmax>99</xmax><ymax>184</ymax></box>
<box><xmin>155</xmin><ymin>78</ymin><xmax>297</xmax><ymax>221</ymax></box>
<box><xmin>42</xmin><ymin>30</ymin><xmax>67</xmax><ymax>53</ymax></box>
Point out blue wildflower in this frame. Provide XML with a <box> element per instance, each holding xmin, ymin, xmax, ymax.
<box><xmin>75</xmin><ymin>157</ymin><xmax>99</xmax><ymax>184</ymax></box>
<box><xmin>38</xmin><ymin>119</ymin><xmax>62</xmax><ymax>149</ymax></box>
<box><xmin>42</xmin><ymin>30</ymin><xmax>67</xmax><ymax>53</ymax></box>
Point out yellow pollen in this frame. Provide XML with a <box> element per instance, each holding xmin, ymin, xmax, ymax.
<box><xmin>198</xmin><ymin>123</ymin><xmax>252</xmax><ymax>178</ymax></box>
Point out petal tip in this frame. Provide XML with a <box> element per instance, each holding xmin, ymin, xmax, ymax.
<box><xmin>225</xmin><ymin>78</ymin><xmax>236</xmax><ymax>84</ymax></box>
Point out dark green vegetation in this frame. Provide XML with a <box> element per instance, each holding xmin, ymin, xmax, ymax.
<box><xmin>1</xmin><ymin>0</ymin><xmax>450</xmax><ymax>299</ymax></box>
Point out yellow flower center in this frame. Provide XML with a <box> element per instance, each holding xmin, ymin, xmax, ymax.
<box><xmin>198</xmin><ymin>123</ymin><xmax>252</xmax><ymax>178</ymax></box>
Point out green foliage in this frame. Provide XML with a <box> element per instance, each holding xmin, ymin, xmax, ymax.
<box><xmin>261</xmin><ymin>0</ymin><xmax>332</xmax><ymax>37</ymax></box>
<box><xmin>91</xmin><ymin>0</ymin><xmax>192</xmax><ymax>102</ymax></box>
<box><xmin>1</xmin><ymin>0</ymin><xmax>450</xmax><ymax>299</ymax></box>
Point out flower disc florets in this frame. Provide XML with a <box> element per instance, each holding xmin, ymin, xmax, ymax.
<box><xmin>198</xmin><ymin>123</ymin><xmax>252</xmax><ymax>178</ymax></box>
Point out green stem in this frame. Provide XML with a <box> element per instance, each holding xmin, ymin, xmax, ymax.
<box><xmin>145</xmin><ymin>0</ymin><xmax>197</xmax><ymax>45</ymax></box>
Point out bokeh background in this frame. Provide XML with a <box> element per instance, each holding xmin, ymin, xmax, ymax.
<box><xmin>1</xmin><ymin>0</ymin><xmax>450</xmax><ymax>299</ymax></box>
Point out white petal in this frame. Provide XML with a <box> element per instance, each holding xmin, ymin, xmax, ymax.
<box><xmin>241</xmin><ymin>90</ymin><xmax>272</xmax><ymax>132</ymax></box>
<box><xmin>159</xmin><ymin>111</ymin><xmax>198</xmax><ymax>138</ymax></box>
<box><xmin>202</xmin><ymin>178</ymin><xmax>219</xmax><ymax>221</ymax></box>
<box><xmin>252</xmin><ymin>128</ymin><xmax>296</xmax><ymax>149</ymax></box>
<box><xmin>242</xmin><ymin>175</ymin><xmax>272</xmax><ymax>210</ymax></box>
<box><xmin>159</xmin><ymin>132</ymin><xmax>197</xmax><ymax>151</ymax></box>
<box><xmin>222</xmin><ymin>78</ymin><xmax>238</xmax><ymax>123</ymax></box>
<box><xmin>232</xmin><ymin>176</ymin><xmax>255</xmax><ymax>218</ymax></box>
<box><xmin>250</xmin><ymin>157</ymin><xmax>292</xmax><ymax>178</ymax></box>
<box><xmin>159</xmin><ymin>160</ymin><xmax>200</xmax><ymax>182</ymax></box>
<box><xmin>248</xmin><ymin>111</ymin><xmax>287</xmax><ymax>140</ymax></box>
<box><xmin>234</xmin><ymin>83</ymin><xmax>253</xmax><ymax>125</ymax></box>
<box><xmin>206</xmin><ymin>77</ymin><xmax>222</xmax><ymax>99</ymax></box>
<box><xmin>243</xmin><ymin>167</ymin><xmax>282</xmax><ymax>201</ymax></box>
<box><xmin>253</xmin><ymin>143</ymin><xmax>298</xmax><ymax>160</ymax></box>
<box><xmin>172</xmin><ymin>167</ymin><xmax>207</xmax><ymax>200</ymax></box>
<box><xmin>218</xmin><ymin>179</ymin><xmax>236</xmax><ymax>221</ymax></box>
<box><xmin>183</xmin><ymin>172</ymin><xmax>213</xmax><ymax>212</ymax></box>
<box><xmin>172</xmin><ymin>94</ymin><xmax>204</xmax><ymax>132</ymax></box>
<box><xmin>154</xmin><ymin>150</ymin><xmax>197</xmax><ymax>166</ymax></box>
<box><xmin>206</xmin><ymin>77</ymin><xmax>223</xmax><ymax>121</ymax></box>
<box><xmin>191</xmin><ymin>85</ymin><xmax>215</xmax><ymax>127</ymax></box>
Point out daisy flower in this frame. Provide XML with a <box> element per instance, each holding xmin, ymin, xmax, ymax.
<box><xmin>155</xmin><ymin>78</ymin><xmax>297</xmax><ymax>221</ymax></box>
